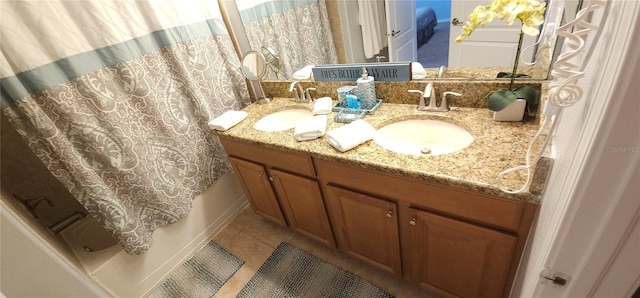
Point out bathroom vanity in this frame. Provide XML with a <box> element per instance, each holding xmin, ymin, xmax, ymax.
<box><xmin>216</xmin><ymin>97</ymin><xmax>545</xmax><ymax>298</ymax></box>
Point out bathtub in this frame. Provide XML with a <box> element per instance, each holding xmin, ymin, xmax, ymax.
<box><xmin>59</xmin><ymin>214</ymin><xmax>121</xmax><ymax>276</ymax></box>
<box><xmin>59</xmin><ymin>215</ymin><xmax>118</xmax><ymax>253</ymax></box>
<box><xmin>59</xmin><ymin>173</ymin><xmax>248</xmax><ymax>298</ymax></box>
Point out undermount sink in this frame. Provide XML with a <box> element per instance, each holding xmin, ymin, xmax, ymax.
<box><xmin>253</xmin><ymin>108</ymin><xmax>313</xmax><ymax>132</ymax></box>
<box><xmin>374</xmin><ymin>119</ymin><xmax>474</xmax><ymax>156</ymax></box>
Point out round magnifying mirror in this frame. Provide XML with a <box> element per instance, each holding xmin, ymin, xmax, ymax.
<box><xmin>241</xmin><ymin>50</ymin><xmax>267</xmax><ymax>81</ymax></box>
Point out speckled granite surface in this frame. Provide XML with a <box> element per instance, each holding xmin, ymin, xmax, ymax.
<box><xmin>215</xmin><ymin>97</ymin><xmax>550</xmax><ymax>203</ymax></box>
<box><xmin>262</xmin><ymin>80</ymin><xmax>544</xmax><ymax>108</ymax></box>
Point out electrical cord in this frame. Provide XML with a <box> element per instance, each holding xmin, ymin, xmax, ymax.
<box><xmin>496</xmin><ymin>0</ymin><xmax>608</xmax><ymax>194</ymax></box>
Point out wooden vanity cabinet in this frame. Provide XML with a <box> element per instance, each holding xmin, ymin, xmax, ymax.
<box><xmin>220</xmin><ymin>135</ymin><xmax>537</xmax><ymax>297</ymax></box>
<box><xmin>315</xmin><ymin>158</ymin><xmax>537</xmax><ymax>298</ymax></box>
<box><xmin>220</xmin><ymin>137</ymin><xmax>335</xmax><ymax>247</ymax></box>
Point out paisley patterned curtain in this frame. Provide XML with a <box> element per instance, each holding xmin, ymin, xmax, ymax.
<box><xmin>237</xmin><ymin>0</ymin><xmax>338</xmax><ymax>79</ymax></box>
<box><xmin>1</xmin><ymin>1</ymin><xmax>250</xmax><ymax>255</ymax></box>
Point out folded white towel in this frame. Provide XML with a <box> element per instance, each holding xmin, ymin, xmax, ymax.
<box><xmin>313</xmin><ymin>97</ymin><xmax>333</xmax><ymax>115</ymax></box>
<box><xmin>294</xmin><ymin>115</ymin><xmax>327</xmax><ymax>141</ymax></box>
<box><xmin>292</xmin><ymin>65</ymin><xmax>315</xmax><ymax>80</ymax></box>
<box><xmin>208</xmin><ymin>110</ymin><xmax>248</xmax><ymax>131</ymax></box>
<box><xmin>411</xmin><ymin>62</ymin><xmax>428</xmax><ymax>80</ymax></box>
<box><xmin>326</xmin><ymin>120</ymin><xmax>377</xmax><ymax>152</ymax></box>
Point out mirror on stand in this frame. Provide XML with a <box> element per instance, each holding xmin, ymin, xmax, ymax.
<box><xmin>241</xmin><ymin>46</ymin><xmax>282</xmax><ymax>104</ymax></box>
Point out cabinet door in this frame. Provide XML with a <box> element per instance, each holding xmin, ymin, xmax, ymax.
<box><xmin>325</xmin><ymin>185</ymin><xmax>402</xmax><ymax>275</ymax></box>
<box><xmin>406</xmin><ymin>208</ymin><xmax>517</xmax><ymax>298</ymax></box>
<box><xmin>269</xmin><ymin>169</ymin><xmax>335</xmax><ymax>247</ymax></box>
<box><xmin>228</xmin><ymin>157</ymin><xmax>286</xmax><ymax>225</ymax></box>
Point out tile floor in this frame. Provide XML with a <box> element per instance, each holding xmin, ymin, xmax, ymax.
<box><xmin>212</xmin><ymin>206</ymin><xmax>437</xmax><ymax>298</ymax></box>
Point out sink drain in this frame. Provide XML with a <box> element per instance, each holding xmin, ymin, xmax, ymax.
<box><xmin>420</xmin><ymin>147</ymin><xmax>432</xmax><ymax>155</ymax></box>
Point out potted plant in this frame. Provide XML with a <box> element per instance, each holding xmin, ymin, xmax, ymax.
<box><xmin>455</xmin><ymin>0</ymin><xmax>546</xmax><ymax>121</ymax></box>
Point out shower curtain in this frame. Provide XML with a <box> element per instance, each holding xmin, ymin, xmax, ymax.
<box><xmin>236</xmin><ymin>0</ymin><xmax>338</xmax><ymax>79</ymax></box>
<box><xmin>1</xmin><ymin>1</ymin><xmax>250</xmax><ymax>255</ymax></box>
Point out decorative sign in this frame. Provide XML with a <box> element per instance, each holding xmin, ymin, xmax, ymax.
<box><xmin>312</xmin><ymin>62</ymin><xmax>412</xmax><ymax>82</ymax></box>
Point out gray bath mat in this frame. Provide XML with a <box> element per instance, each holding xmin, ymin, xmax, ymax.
<box><xmin>149</xmin><ymin>241</ymin><xmax>243</xmax><ymax>298</ymax></box>
<box><xmin>237</xmin><ymin>242</ymin><xmax>393</xmax><ymax>298</ymax></box>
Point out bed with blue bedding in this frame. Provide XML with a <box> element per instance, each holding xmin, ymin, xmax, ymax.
<box><xmin>416</xmin><ymin>7</ymin><xmax>438</xmax><ymax>48</ymax></box>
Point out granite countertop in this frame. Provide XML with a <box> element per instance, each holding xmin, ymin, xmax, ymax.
<box><xmin>215</xmin><ymin>97</ymin><xmax>548</xmax><ymax>204</ymax></box>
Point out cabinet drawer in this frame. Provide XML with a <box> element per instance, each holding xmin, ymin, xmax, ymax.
<box><xmin>220</xmin><ymin>137</ymin><xmax>315</xmax><ymax>177</ymax></box>
<box><xmin>316</xmin><ymin>159</ymin><xmax>524</xmax><ymax>231</ymax></box>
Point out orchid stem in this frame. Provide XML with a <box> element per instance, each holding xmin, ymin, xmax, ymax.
<box><xmin>510</xmin><ymin>29</ymin><xmax>525</xmax><ymax>91</ymax></box>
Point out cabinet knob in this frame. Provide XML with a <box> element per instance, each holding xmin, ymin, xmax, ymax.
<box><xmin>409</xmin><ymin>218</ymin><xmax>417</xmax><ymax>226</ymax></box>
<box><xmin>268</xmin><ymin>176</ymin><xmax>274</xmax><ymax>181</ymax></box>
<box><xmin>386</xmin><ymin>211</ymin><xmax>393</xmax><ymax>218</ymax></box>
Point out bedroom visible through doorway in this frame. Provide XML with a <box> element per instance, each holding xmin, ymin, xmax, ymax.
<box><xmin>415</xmin><ymin>0</ymin><xmax>451</xmax><ymax>67</ymax></box>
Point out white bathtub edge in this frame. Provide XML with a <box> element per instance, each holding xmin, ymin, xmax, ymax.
<box><xmin>88</xmin><ymin>173</ymin><xmax>248</xmax><ymax>298</ymax></box>
<box><xmin>139</xmin><ymin>195</ymin><xmax>248</xmax><ymax>297</ymax></box>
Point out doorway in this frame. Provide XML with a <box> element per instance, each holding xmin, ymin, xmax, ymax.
<box><xmin>415</xmin><ymin>0</ymin><xmax>451</xmax><ymax>67</ymax></box>
<box><xmin>335</xmin><ymin>0</ymin><xmax>451</xmax><ymax>65</ymax></box>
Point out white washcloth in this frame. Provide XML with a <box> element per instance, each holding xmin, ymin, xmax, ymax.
<box><xmin>208</xmin><ymin>110</ymin><xmax>248</xmax><ymax>131</ymax></box>
<box><xmin>326</xmin><ymin>120</ymin><xmax>377</xmax><ymax>152</ymax></box>
<box><xmin>292</xmin><ymin>65</ymin><xmax>315</xmax><ymax>80</ymax></box>
<box><xmin>294</xmin><ymin>115</ymin><xmax>327</xmax><ymax>141</ymax></box>
<box><xmin>313</xmin><ymin>97</ymin><xmax>333</xmax><ymax>115</ymax></box>
<box><xmin>411</xmin><ymin>62</ymin><xmax>428</xmax><ymax>79</ymax></box>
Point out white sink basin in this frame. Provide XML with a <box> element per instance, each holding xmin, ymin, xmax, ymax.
<box><xmin>374</xmin><ymin>119</ymin><xmax>474</xmax><ymax>156</ymax></box>
<box><xmin>254</xmin><ymin>108</ymin><xmax>313</xmax><ymax>132</ymax></box>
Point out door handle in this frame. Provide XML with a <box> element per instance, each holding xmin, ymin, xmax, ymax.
<box><xmin>451</xmin><ymin>18</ymin><xmax>464</xmax><ymax>26</ymax></box>
<box><xmin>387</xmin><ymin>30</ymin><xmax>401</xmax><ymax>37</ymax></box>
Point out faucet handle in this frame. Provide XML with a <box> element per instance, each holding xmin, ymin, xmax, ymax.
<box><xmin>442</xmin><ymin>91</ymin><xmax>462</xmax><ymax>98</ymax></box>
<box><xmin>440</xmin><ymin>91</ymin><xmax>462</xmax><ymax>111</ymax></box>
<box><xmin>408</xmin><ymin>90</ymin><xmax>425</xmax><ymax>109</ymax></box>
<box><xmin>304</xmin><ymin>87</ymin><xmax>316</xmax><ymax>102</ymax></box>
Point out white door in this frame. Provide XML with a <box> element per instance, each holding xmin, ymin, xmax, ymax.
<box><xmin>386</xmin><ymin>0</ymin><xmax>417</xmax><ymax>62</ymax></box>
<box><xmin>448</xmin><ymin>0</ymin><xmax>537</xmax><ymax>67</ymax></box>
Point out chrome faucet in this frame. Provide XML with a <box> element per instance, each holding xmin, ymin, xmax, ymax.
<box><xmin>289</xmin><ymin>81</ymin><xmax>305</xmax><ymax>102</ymax></box>
<box><xmin>289</xmin><ymin>81</ymin><xmax>315</xmax><ymax>103</ymax></box>
<box><xmin>409</xmin><ymin>83</ymin><xmax>461</xmax><ymax>112</ymax></box>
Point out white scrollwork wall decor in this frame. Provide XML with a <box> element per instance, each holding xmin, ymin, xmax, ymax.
<box><xmin>497</xmin><ymin>0</ymin><xmax>609</xmax><ymax>194</ymax></box>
